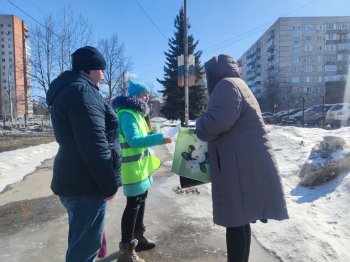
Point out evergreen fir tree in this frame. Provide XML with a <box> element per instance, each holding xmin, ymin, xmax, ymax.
<box><xmin>157</xmin><ymin>8</ymin><xmax>207</xmax><ymax>125</ymax></box>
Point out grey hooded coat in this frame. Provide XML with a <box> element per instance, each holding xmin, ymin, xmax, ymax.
<box><xmin>196</xmin><ymin>55</ymin><xmax>288</xmax><ymax>227</ymax></box>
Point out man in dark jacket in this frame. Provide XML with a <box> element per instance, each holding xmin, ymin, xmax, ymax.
<box><xmin>46</xmin><ymin>46</ymin><xmax>121</xmax><ymax>262</ymax></box>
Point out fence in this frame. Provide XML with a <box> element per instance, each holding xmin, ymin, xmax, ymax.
<box><xmin>0</xmin><ymin>114</ymin><xmax>52</xmax><ymax>129</ymax></box>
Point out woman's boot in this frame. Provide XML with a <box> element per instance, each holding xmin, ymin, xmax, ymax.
<box><xmin>134</xmin><ymin>226</ymin><xmax>155</xmax><ymax>252</ymax></box>
<box><xmin>117</xmin><ymin>239</ymin><xmax>145</xmax><ymax>262</ymax></box>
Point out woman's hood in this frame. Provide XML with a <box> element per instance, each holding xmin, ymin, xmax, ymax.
<box><xmin>204</xmin><ymin>54</ymin><xmax>241</xmax><ymax>95</ymax></box>
<box><xmin>111</xmin><ymin>95</ymin><xmax>150</xmax><ymax>116</ymax></box>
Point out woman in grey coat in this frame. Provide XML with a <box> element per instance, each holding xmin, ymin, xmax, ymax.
<box><xmin>196</xmin><ymin>54</ymin><xmax>288</xmax><ymax>262</ymax></box>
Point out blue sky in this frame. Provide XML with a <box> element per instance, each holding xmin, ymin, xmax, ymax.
<box><xmin>1</xmin><ymin>0</ymin><xmax>350</xmax><ymax>91</ymax></box>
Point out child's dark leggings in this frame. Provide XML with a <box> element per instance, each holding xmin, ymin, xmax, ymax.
<box><xmin>226</xmin><ymin>224</ymin><xmax>251</xmax><ymax>262</ymax></box>
<box><xmin>121</xmin><ymin>191</ymin><xmax>148</xmax><ymax>243</ymax></box>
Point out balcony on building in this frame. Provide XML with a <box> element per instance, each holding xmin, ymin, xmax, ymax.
<box><xmin>267</xmin><ymin>64</ymin><xmax>275</xmax><ymax>71</ymax></box>
<box><xmin>247</xmin><ymin>73</ymin><xmax>256</xmax><ymax>81</ymax></box>
<box><xmin>255</xmin><ymin>76</ymin><xmax>262</xmax><ymax>85</ymax></box>
<box><xmin>267</xmin><ymin>41</ymin><xmax>274</xmax><ymax>53</ymax></box>
<box><xmin>267</xmin><ymin>54</ymin><xmax>275</xmax><ymax>61</ymax></box>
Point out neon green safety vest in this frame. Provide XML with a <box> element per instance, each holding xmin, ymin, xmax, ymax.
<box><xmin>117</xmin><ymin>109</ymin><xmax>161</xmax><ymax>185</ymax></box>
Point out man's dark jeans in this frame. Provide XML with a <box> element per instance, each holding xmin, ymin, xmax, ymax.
<box><xmin>60</xmin><ymin>195</ymin><xmax>106</xmax><ymax>262</ymax></box>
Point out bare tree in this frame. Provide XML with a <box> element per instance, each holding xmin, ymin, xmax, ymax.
<box><xmin>98</xmin><ymin>34</ymin><xmax>130</xmax><ymax>101</ymax></box>
<box><xmin>56</xmin><ymin>6</ymin><xmax>93</xmax><ymax>73</ymax></box>
<box><xmin>28</xmin><ymin>15</ymin><xmax>57</xmax><ymax>97</ymax></box>
<box><xmin>26</xmin><ymin>6</ymin><xmax>94</xmax><ymax>108</ymax></box>
<box><xmin>146</xmin><ymin>82</ymin><xmax>161</xmax><ymax>101</ymax></box>
<box><xmin>260</xmin><ymin>75</ymin><xmax>279</xmax><ymax>113</ymax></box>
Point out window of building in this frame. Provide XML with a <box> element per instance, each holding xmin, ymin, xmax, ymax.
<box><xmin>317</xmin><ymin>66</ymin><xmax>323</xmax><ymax>72</ymax></box>
<box><xmin>0</xmin><ymin>24</ymin><xmax>3</xmax><ymax>28</ymax></box>
<box><xmin>304</xmin><ymin>35</ymin><xmax>312</xmax><ymax>41</ymax></box>
<box><xmin>325</xmin><ymin>23</ymin><xmax>336</xmax><ymax>30</ymax></box>
<box><xmin>317</xmin><ymin>35</ymin><xmax>323</xmax><ymax>41</ymax></box>
<box><xmin>305</xmin><ymin>56</ymin><xmax>313</xmax><ymax>62</ymax></box>
<box><xmin>8</xmin><ymin>51</ymin><xmax>12</xmax><ymax>55</ymax></box>
<box><xmin>339</xmin><ymin>34</ymin><xmax>349</xmax><ymax>40</ymax></box>
<box><xmin>316</xmin><ymin>46</ymin><xmax>323</xmax><ymax>51</ymax></box>
<box><xmin>337</xmin><ymin>24</ymin><xmax>349</xmax><ymax>29</ymax></box>
<box><xmin>317</xmin><ymin>56</ymin><xmax>323</xmax><ymax>62</ymax></box>
<box><xmin>292</xmin><ymin>86</ymin><xmax>300</xmax><ymax>93</ymax></box>
<box><xmin>316</xmin><ymin>25</ymin><xmax>324</xmax><ymax>30</ymax></box>
<box><xmin>325</xmin><ymin>65</ymin><xmax>337</xmax><ymax>71</ymax></box>
<box><xmin>292</xmin><ymin>77</ymin><xmax>300</xmax><ymax>83</ymax></box>
<box><xmin>293</xmin><ymin>46</ymin><xmax>300</xmax><ymax>52</ymax></box>
<box><xmin>1</xmin><ymin>58</ymin><xmax>5</xmax><ymax>62</ymax></box>
<box><xmin>325</xmin><ymin>34</ymin><xmax>338</xmax><ymax>40</ymax></box>
<box><xmin>1</xmin><ymin>51</ymin><xmax>4</xmax><ymax>55</ymax></box>
<box><xmin>305</xmin><ymin>25</ymin><xmax>313</xmax><ymax>30</ymax></box>
<box><xmin>7</xmin><ymin>24</ymin><xmax>11</xmax><ymax>28</ymax></box>
<box><xmin>325</xmin><ymin>55</ymin><xmax>336</xmax><ymax>62</ymax></box>
<box><xmin>304</xmin><ymin>45</ymin><xmax>313</xmax><ymax>51</ymax></box>
<box><xmin>292</xmin><ymin>35</ymin><xmax>301</xmax><ymax>42</ymax></box>
<box><xmin>293</xmin><ymin>56</ymin><xmax>300</xmax><ymax>62</ymax></box>
<box><xmin>305</xmin><ymin>87</ymin><xmax>312</xmax><ymax>93</ymax></box>
<box><xmin>337</xmin><ymin>54</ymin><xmax>348</xmax><ymax>61</ymax></box>
<box><xmin>325</xmin><ymin>45</ymin><xmax>337</xmax><ymax>52</ymax></box>
<box><xmin>8</xmin><ymin>37</ymin><xmax>11</xmax><ymax>41</ymax></box>
<box><xmin>7</xmin><ymin>31</ymin><xmax>11</xmax><ymax>35</ymax></box>
<box><xmin>8</xmin><ymin>58</ymin><xmax>12</xmax><ymax>62</ymax></box>
<box><xmin>1</xmin><ymin>31</ymin><xmax>3</xmax><ymax>35</ymax></box>
<box><xmin>293</xmin><ymin>25</ymin><xmax>301</xmax><ymax>31</ymax></box>
<box><xmin>292</xmin><ymin>67</ymin><xmax>298</xmax><ymax>72</ymax></box>
<box><xmin>337</xmin><ymin>43</ymin><xmax>348</xmax><ymax>51</ymax></box>
<box><xmin>317</xmin><ymin>76</ymin><xmax>323</xmax><ymax>82</ymax></box>
<box><xmin>305</xmin><ymin>76</ymin><xmax>312</xmax><ymax>82</ymax></box>
<box><xmin>304</xmin><ymin>66</ymin><xmax>313</xmax><ymax>72</ymax></box>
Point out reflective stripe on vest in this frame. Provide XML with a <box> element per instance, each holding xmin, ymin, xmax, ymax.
<box><xmin>117</xmin><ymin>109</ymin><xmax>161</xmax><ymax>185</ymax></box>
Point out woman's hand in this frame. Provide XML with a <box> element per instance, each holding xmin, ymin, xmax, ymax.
<box><xmin>163</xmin><ymin>136</ymin><xmax>172</xmax><ymax>144</ymax></box>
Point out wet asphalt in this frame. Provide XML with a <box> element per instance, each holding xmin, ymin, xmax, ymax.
<box><xmin>0</xmin><ymin>145</ymin><xmax>281</xmax><ymax>262</ymax></box>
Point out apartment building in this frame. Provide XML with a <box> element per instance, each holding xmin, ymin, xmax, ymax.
<box><xmin>238</xmin><ymin>16</ymin><xmax>350</xmax><ymax>112</ymax></box>
<box><xmin>0</xmin><ymin>15</ymin><xmax>33</xmax><ymax>118</ymax></box>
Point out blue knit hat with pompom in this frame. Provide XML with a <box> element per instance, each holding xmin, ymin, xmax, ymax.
<box><xmin>128</xmin><ymin>80</ymin><xmax>150</xmax><ymax>97</ymax></box>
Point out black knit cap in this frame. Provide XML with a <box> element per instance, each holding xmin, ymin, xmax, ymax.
<box><xmin>71</xmin><ymin>46</ymin><xmax>106</xmax><ymax>71</ymax></box>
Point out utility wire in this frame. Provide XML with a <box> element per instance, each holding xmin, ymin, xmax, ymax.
<box><xmin>203</xmin><ymin>0</ymin><xmax>321</xmax><ymax>53</ymax></box>
<box><xmin>27</xmin><ymin>0</ymin><xmax>47</xmax><ymax>16</ymax></box>
<box><xmin>135</xmin><ymin>0</ymin><xmax>168</xmax><ymax>40</ymax></box>
<box><xmin>6</xmin><ymin>0</ymin><xmax>47</xmax><ymax>31</ymax></box>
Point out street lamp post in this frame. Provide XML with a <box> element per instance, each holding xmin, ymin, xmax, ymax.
<box><xmin>183</xmin><ymin>0</ymin><xmax>189</xmax><ymax>127</ymax></box>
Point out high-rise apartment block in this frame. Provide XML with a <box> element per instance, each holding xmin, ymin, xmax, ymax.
<box><xmin>0</xmin><ymin>15</ymin><xmax>33</xmax><ymax>118</ymax></box>
<box><xmin>238</xmin><ymin>16</ymin><xmax>350</xmax><ymax>112</ymax></box>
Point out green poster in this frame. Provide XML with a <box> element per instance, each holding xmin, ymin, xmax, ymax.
<box><xmin>171</xmin><ymin>128</ymin><xmax>211</xmax><ymax>182</ymax></box>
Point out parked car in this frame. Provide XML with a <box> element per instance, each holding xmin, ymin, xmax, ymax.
<box><xmin>261</xmin><ymin>112</ymin><xmax>275</xmax><ymax>124</ymax></box>
<box><xmin>281</xmin><ymin>109</ymin><xmax>304</xmax><ymax>125</ymax></box>
<box><xmin>325</xmin><ymin>103</ymin><xmax>350</xmax><ymax>127</ymax></box>
<box><xmin>273</xmin><ymin>110</ymin><xmax>288</xmax><ymax>124</ymax></box>
<box><xmin>304</xmin><ymin>104</ymin><xmax>334</xmax><ymax>126</ymax></box>
<box><xmin>275</xmin><ymin>109</ymin><xmax>300</xmax><ymax>124</ymax></box>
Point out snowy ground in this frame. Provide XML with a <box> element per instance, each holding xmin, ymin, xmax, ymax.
<box><xmin>0</xmin><ymin>120</ymin><xmax>349</xmax><ymax>262</ymax></box>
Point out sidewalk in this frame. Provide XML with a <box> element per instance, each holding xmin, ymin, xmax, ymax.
<box><xmin>0</xmin><ymin>144</ymin><xmax>281</xmax><ymax>262</ymax></box>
